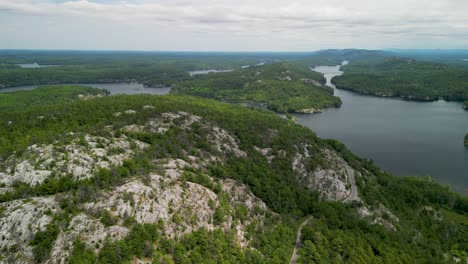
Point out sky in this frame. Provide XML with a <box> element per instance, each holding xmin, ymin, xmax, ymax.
<box><xmin>1</xmin><ymin>0</ymin><xmax>468</xmax><ymax>51</ymax></box>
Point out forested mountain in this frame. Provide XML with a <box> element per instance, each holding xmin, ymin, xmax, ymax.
<box><xmin>0</xmin><ymin>86</ymin><xmax>466</xmax><ymax>263</ymax></box>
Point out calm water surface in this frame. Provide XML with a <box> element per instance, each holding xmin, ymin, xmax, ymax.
<box><xmin>294</xmin><ymin>63</ymin><xmax>468</xmax><ymax>194</ymax></box>
<box><xmin>0</xmin><ymin>83</ymin><xmax>171</xmax><ymax>95</ymax></box>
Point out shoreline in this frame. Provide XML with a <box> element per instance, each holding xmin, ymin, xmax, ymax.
<box><xmin>332</xmin><ymin>83</ymin><xmax>466</xmax><ymax>105</ymax></box>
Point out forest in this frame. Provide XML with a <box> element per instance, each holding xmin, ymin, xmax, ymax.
<box><xmin>171</xmin><ymin>63</ymin><xmax>341</xmax><ymax>113</ymax></box>
<box><xmin>0</xmin><ymin>49</ymin><xmax>391</xmax><ymax>89</ymax></box>
<box><xmin>0</xmin><ymin>85</ymin><xmax>108</xmax><ymax>112</ymax></box>
<box><xmin>0</xmin><ymin>86</ymin><xmax>466</xmax><ymax>263</ymax></box>
<box><xmin>0</xmin><ymin>50</ymin><xmax>333</xmax><ymax>88</ymax></box>
<box><xmin>332</xmin><ymin>57</ymin><xmax>468</xmax><ymax>101</ymax></box>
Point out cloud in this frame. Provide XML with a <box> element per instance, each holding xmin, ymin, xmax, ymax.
<box><xmin>0</xmin><ymin>0</ymin><xmax>467</xmax><ymax>50</ymax></box>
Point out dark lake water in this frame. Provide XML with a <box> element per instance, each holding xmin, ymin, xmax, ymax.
<box><xmin>0</xmin><ymin>83</ymin><xmax>171</xmax><ymax>95</ymax></box>
<box><xmin>294</xmin><ymin>63</ymin><xmax>468</xmax><ymax>194</ymax></box>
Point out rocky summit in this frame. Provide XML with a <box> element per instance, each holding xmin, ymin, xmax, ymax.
<box><xmin>0</xmin><ymin>88</ymin><xmax>466</xmax><ymax>263</ymax></box>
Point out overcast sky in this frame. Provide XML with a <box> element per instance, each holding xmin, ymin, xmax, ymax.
<box><xmin>1</xmin><ymin>0</ymin><xmax>468</xmax><ymax>51</ymax></box>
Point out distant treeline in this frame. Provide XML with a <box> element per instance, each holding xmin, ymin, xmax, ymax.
<box><xmin>0</xmin><ymin>49</ymin><xmax>389</xmax><ymax>89</ymax></box>
<box><xmin>333</xmin><ymin>57</ymin><xmax>468</xmax><ymax>101</ymax></box>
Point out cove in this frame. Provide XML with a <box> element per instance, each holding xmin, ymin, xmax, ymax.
<box><xmin>294</xmin><ymin>62</ymin><xmax>468</xmax><ymax>194</ymax></box>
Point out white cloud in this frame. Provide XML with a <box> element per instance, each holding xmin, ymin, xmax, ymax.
<box><xmin>0</xmin><ymin>0</ymin><xmax>467</xmax><ymax>50</ymax></box>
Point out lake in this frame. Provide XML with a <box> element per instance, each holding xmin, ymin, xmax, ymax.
<box><xmin>294</xmin><ymin>63</ymin><xmax>468</xmax><ymax>194</ymax></box>
<box><xmin>0</xmin><ymin>83</ymin><xmax>171</xmax><ymax>95</ymax></box>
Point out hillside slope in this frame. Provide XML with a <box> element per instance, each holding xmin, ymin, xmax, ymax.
<box><xmin>0</xmin><ymin>87</ymin><xmax>466</xmax><ymax>263</ymax></box>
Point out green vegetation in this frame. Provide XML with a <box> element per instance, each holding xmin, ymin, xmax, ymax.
<box><xmin>30</xmin><ymin>221</ymin><xmax>59</xmax><ymax>263</ymax></box>
<box><xmin>0</xmin><ymin>85</ymin><xmax>107</xmax><ymax>112</ymax></box>
<box><xmin>465</xmin><ymin>134</ymin><xmax>468</xmax><ymax>146</ymax></box>
<box><xmin>441</xmin><ymin>208</ymin><xmax>468</xmax><ymax>225</ymax></box>
<box><xmin>0</xmin><ymin>50</ymin><xmax>329</xmax><ymax>88</ymax></box>
<box><xmin>296</xmin><ymin>49</ymin><xmax>391</xmax><ymax>67</ymax></box>
<box><xmin>70</xmin><ymin>225</ymin><xmax>269</xmax><ymax>264</ymax></box>
<box><xmin>0</xmin><ymin>49</ymin><xmax>394</xmax><ymax>91</ymax></box>
<box><xmin>0</xmin><ymin>51</ymin><xmax>252</xmax><ymax>88</ymax></box>
<box><xmin>69</xmin><ymin>240</ymin><xmax>97</xmax><ymax>264</ymax></box>
<box><xmin>333</xmin><ymin>57</ymin><xmax>468</xmax><ymax>101</ymax></box>
<box><xmin>172</xmin><ymin>63</ymin><xmax>341</xmax><ymax>113</ymax></box>
<box><xmin>0</xmin><ymin>87</ymin><xmax>467</xmax><ymax>263</ymax></box>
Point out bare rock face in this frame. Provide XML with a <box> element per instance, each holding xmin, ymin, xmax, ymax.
<box><xmin>123</xmin><ymin>111</ymin><xmax>247</xmax><ymax>159</ymax></box>
<box><xmin>296</xmin><ymin>108</ymin><xmax>323</xmax><ymax>114</ymax></box>
<box><xmin>83</xmin><ymin>172</ymin><xmax>218</xmax><ymax>239</ymax></box>
<box><xmin>0</xmin><ymin>155</ymin><xmax>273</xmax><ymax>263</ymax></box>
<box><xmin>0</xmin><ymin>134</ymin><xmax>149</xmax><ymax>187</ymax></box>
<box><xmin>0</xmin><ymin>109</ymin><xmax>370</xmax><ymax>263</ymax></box>
<box><xmin>293</xmin><ymin>146</ymin><xmax>359</xmax><ymax>202</ymax></box>
<box><xmin>77</xmin><ymin>93</ymin><xmax>104</xmax><ymax>100</ymax></box>
<box><xmin>254</xmin><ymin>146</ymin><xmax>287</xmax><ymax>164</ymax></box>
<box><xmin>0</xmin><ymin>197</ymin><xmax>59</xmax><ymax>263</ymax></box>
<box><xmin>358</xmin><ymin>203</ymin><xmax>400</xmax><ymax>231</ymax></box>
<box><xmin>220</xmin><ymin>179</ymin><xmax>272</xmax><ymax>247</ymax></box>
<box><xmin>49</xmin><ymin>213</ymin><xmax>129</xmax><ymax>263</ymax></box>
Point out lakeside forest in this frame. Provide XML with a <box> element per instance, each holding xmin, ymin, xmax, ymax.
<box><xmin>1</xmin><ymin>49</ymin><xmax>468</xmax><ymax>106</ymax></box>
<box><xmin>0</xmin><ymin>50</ymin><xmax>467</xmax><ymax>263</ymax></box>
<box><xmin>333</xmin><ymin>57</ymin><xmax>468</xmax><ymax>101</ymax></box>
<box><xmin>171</xmin><ymin>63</ymin><xmax>341</xmax><ymax>113</ymax></box>
<box><xmin>0</xmin><ymin>86</ymin><xmax>466</xmax><ymax>263</ymax></box>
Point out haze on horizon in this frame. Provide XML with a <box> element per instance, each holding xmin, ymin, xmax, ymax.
<box><xmin>1</xmin><ymin>0</ymin><xmax>468</xmax><ymax>51</ymax></box>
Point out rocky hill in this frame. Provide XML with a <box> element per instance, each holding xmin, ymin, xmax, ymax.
<box><xmin>0</xmin><ymin>87</ymin><xmax>466</xmax><ymax>263</ymax></box>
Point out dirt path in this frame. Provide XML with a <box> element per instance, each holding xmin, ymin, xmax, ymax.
<box><xmin>289</xmin><ymin>216</ymin><xmax>314</xmax><ymax>264</ymax></box>
<box><xmin>343</xmin><ymin>165</ymin><xmax>359</xmax><ymax>203</ymax></box>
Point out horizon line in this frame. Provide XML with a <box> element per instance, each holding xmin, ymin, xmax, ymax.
<box><xmin>1</xmin><ymin>48</ymin><xmax>468</xmax><ymax>53</ymax></box>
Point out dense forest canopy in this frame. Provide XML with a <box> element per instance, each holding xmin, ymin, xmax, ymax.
<box><xmin>0</xmin><ymin>49</ymin><xmax>391</xmax><ymax>89</ymax></box>
<box><xmin>0</xmin><ymin>50</ymin><xmax>330</xmax><ymax>88</ymax></box>
<box><xmin>171</xmin><ymin>62</ymin><xmax>341</xmax><ymax>113</ymax></box>
<box><xmin>333</xmin><ymin>57</ymin><xmax>468</xmax><ymax>101</ymax></box>
<box><xmin>0</xmin><ymin>86</ymin><xmax>108</xmax><ymax>112</ymax></box>
<box><xmin>1</xmin><ymin>49</ymin><xmax>468</xmax><ymax>262</ymax></box>
<box><xmin>0</xmin><ymin>86</ymin><xmax>466</xmax><ymax>263</ymax></box>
